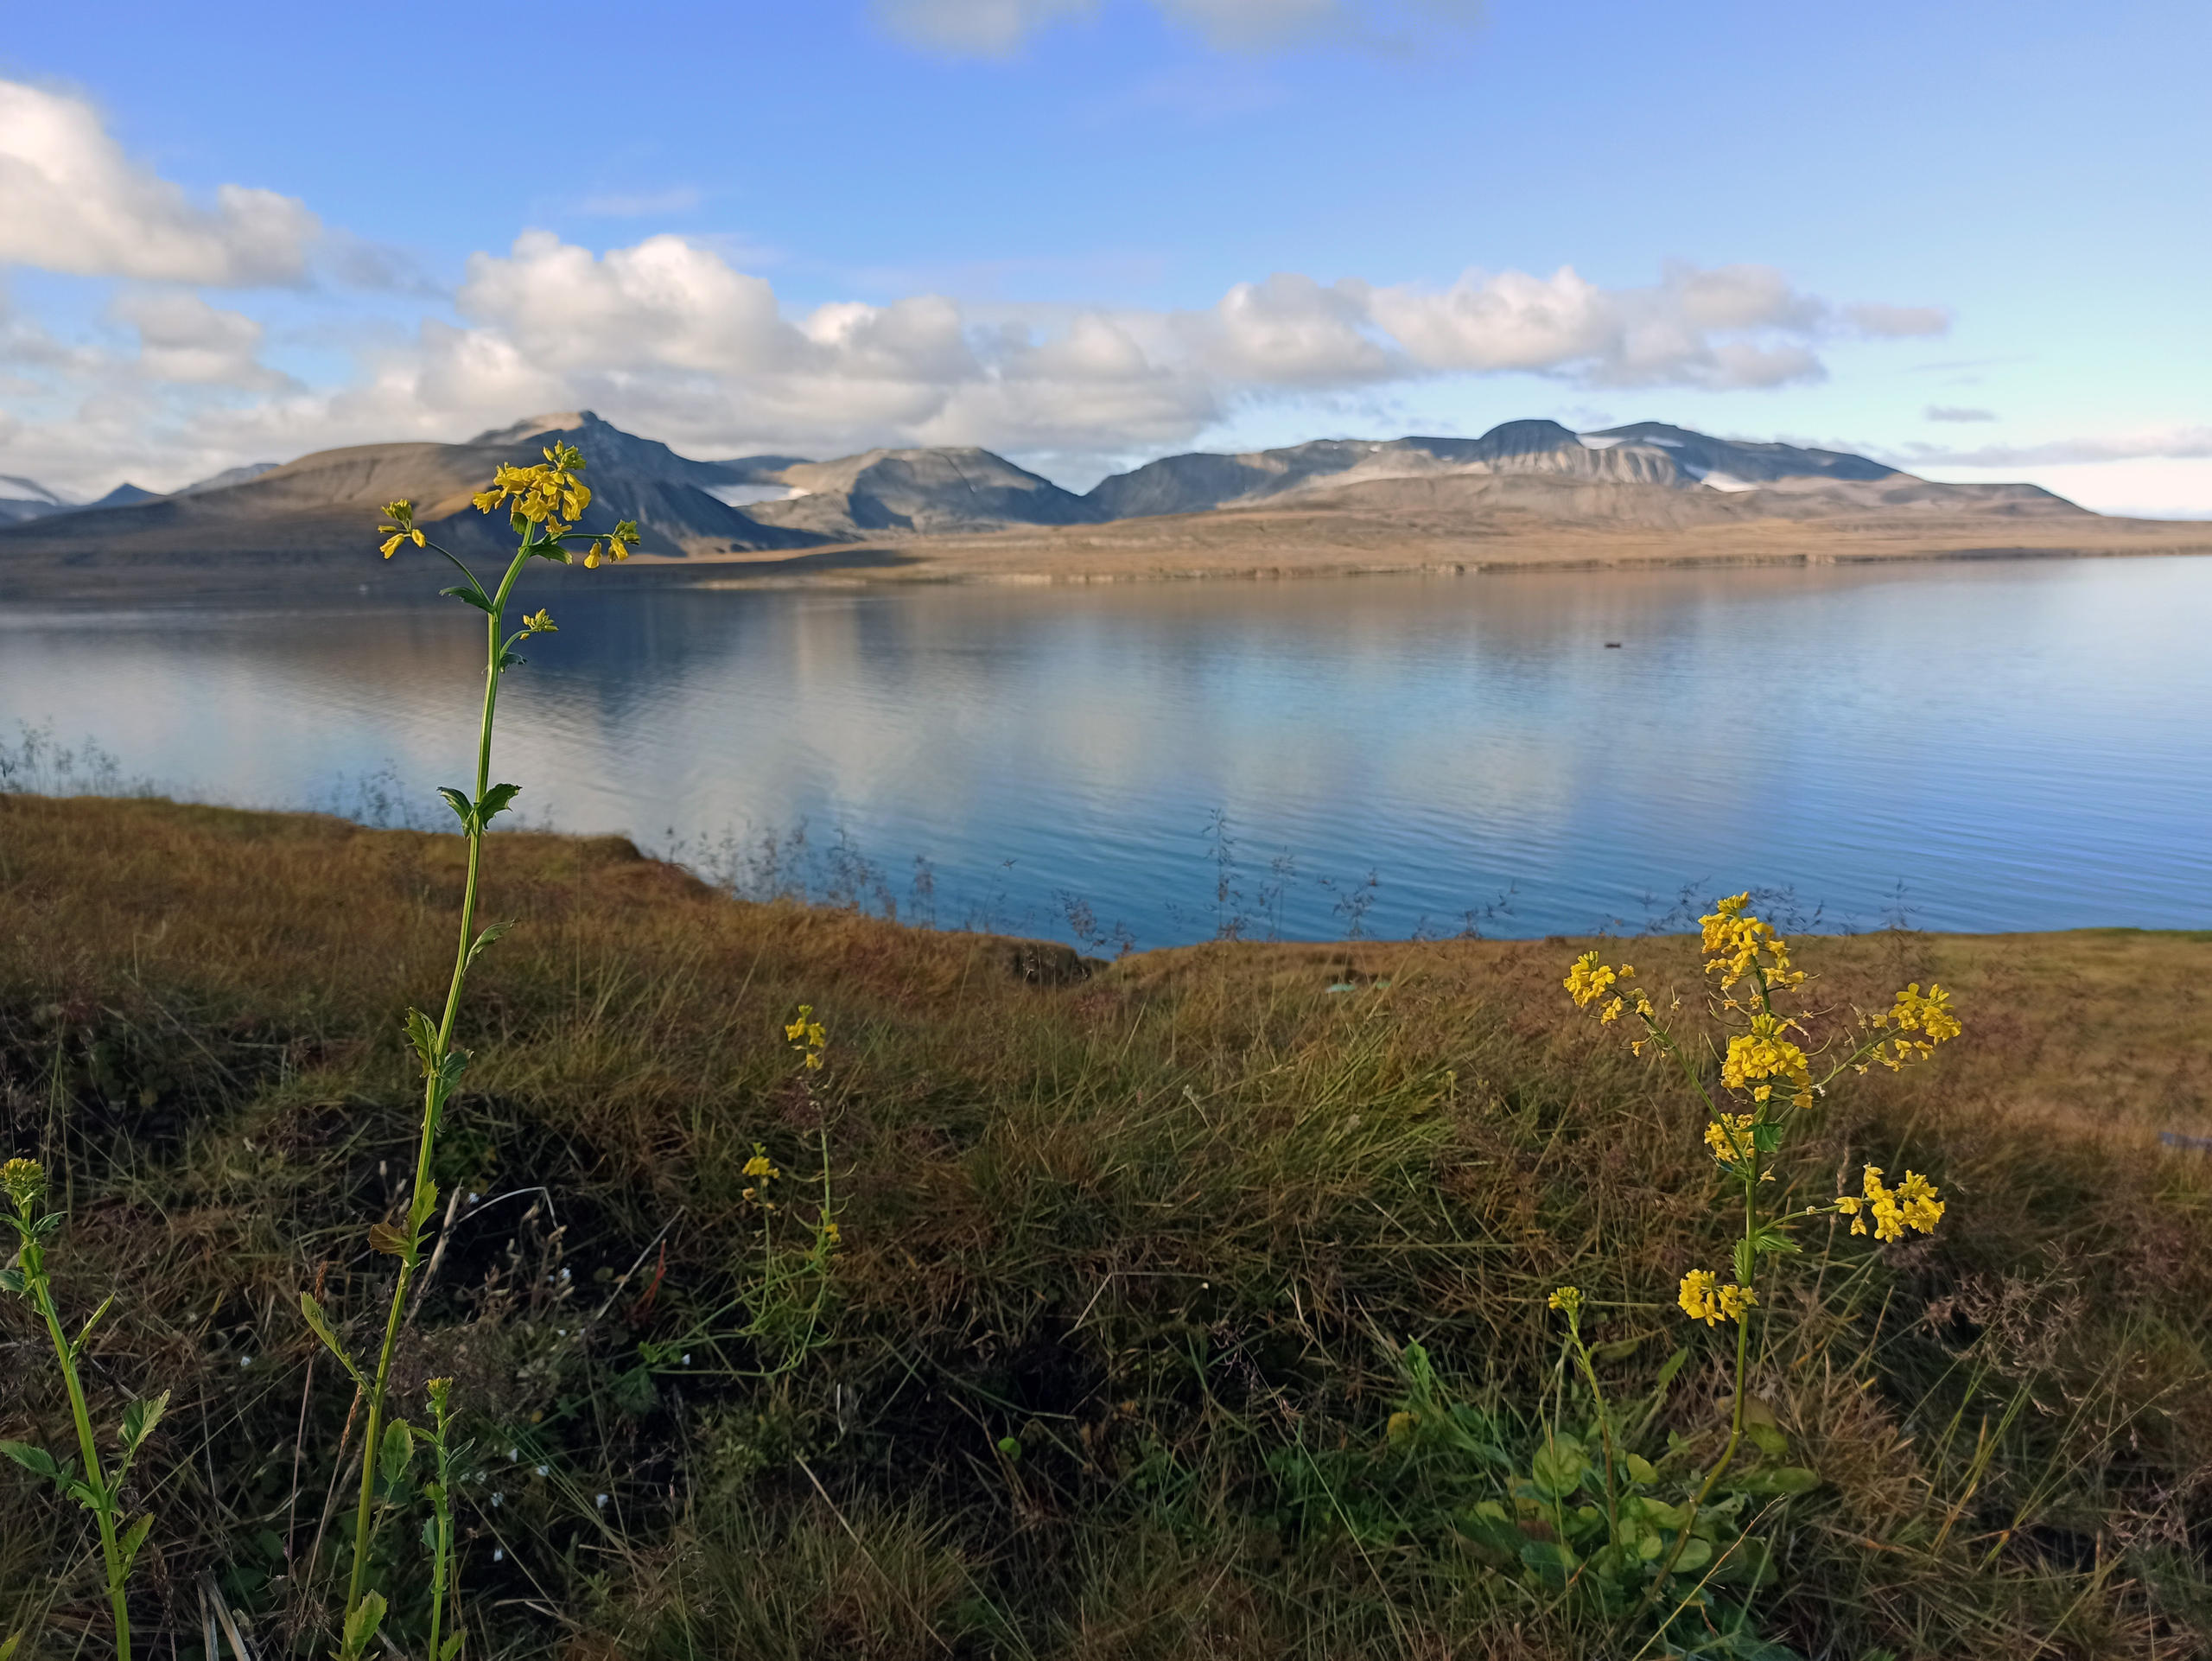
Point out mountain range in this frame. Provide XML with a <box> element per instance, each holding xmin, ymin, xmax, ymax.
<box><xmin>3</xmin><ymin>410</ymin><xmax>2186</xmax><ymax>599</ymax></box>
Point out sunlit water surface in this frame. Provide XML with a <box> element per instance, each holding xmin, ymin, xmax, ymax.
<box><xmin>4</xmin><ymin>557</ymin><xmax>2207</xmax><ymax>946</ymax></box>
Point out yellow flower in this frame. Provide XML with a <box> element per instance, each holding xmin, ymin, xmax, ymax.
<box><xmin>472</xmin><ymin>445</ymin><xmax>594</xmax><ymax>539</ymax></box>
<box><xmin>2</xmin><ymin>1155</ymin><xmax>44</xmax><ymax>1211</ymax></box>
<box><xmin>1386</xmin><ymin>1409</ymin><xmax>1421</xmax><ymax>1442</ymax></box>
<box><xmin>1702</xmin><ymin>1113</ymin><xmax>1758</xmax><ymax>1166</ymax></box>
<box><xmin>1699</xmin><ymin>894</ymin><xmax>1807</xmax><ymax>993</ymax></box>
<box><xmin>1678</xmin><ymin>1268</ymin><xmax>1755</xmax><ymax>1327</ymax></box>
<box><xmin>820</xmin><ymin>1212</ymin><xmax>842</xmax><ymax>1248</ymax></box>
<box><xmin>1563</xmin><ymin>951</ymin><xmax>1619</xmax><ymax>1009</ymax></box>
<box><xmin>741</xmin><ymin>1143</ymin><xmax>781</xmax><ymax>1182</ymax></box>
<box><xmin>521</xmin><ymin>608</ymin><xmax>556</xmax><ymax>634</ymax></box>
<box><xmin>1865</xmin><ymin>983</ymin><xmax>1961</xmax><ymax>1069</ymax></box>
<box><xmin>1547</xmin><ymin>1285</ymin><xmax>1583</xmax><ymax>1316</ymax></box>
<box><xmin>376</xmin><ymin>500</ymin><xmax>427</xmax><ymax>558</ymax></box>
<box><xmin>1721</xmin><ymin>1013</ymin><xmax>1814</xmax><ymax>1111</ymax></box>
<box><xmin>784</xmin><ymin>1005</ymin><xmax>814</xmax><ymax>1042</ymax></box>
<box><xmin>1845</xmin><ymin>1164</ymin><xmax>1944</xmax><ymax>1242</ymax></box>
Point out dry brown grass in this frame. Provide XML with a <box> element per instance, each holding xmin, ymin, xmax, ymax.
<box><xmin>1</xmin><ymin>794</ymin><xmax>2208</xmax><ymax>1658</ymax></box>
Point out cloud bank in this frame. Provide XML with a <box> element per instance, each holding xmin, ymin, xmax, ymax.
<box><xmin>0</xmin><ymin>74</ymin><xmax>1950</xmax><ymax>496</ymax></box>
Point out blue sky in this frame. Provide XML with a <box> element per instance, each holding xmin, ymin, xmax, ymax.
<box><xmin>2</xmin><ymin>0</ymin><xmax>2207</xmax><ymax>512</ymax></box>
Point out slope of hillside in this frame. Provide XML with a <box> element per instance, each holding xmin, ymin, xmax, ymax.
<box><xmin>1084</xmin><ymin>418</ymin><xmax>2087</xmax><ymax>524</ymax></box>
<box><xmin>0</xmin><ymin>412</ymin><xmax>825</xmax><ymax>584</ymax></box>
<box><xmin>744</xmin><ymin>446</ymin><xmax>1103</xmax><ymax>537</ymax></box>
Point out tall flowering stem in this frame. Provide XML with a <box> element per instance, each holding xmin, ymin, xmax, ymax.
<box><xmin>323</xmin><ymin>452</ymin><xmax>639</xmax><ymax>1620</ymax></box>
<box><xmin>0</xmin><ymin>1159</ymin><xmax>168</xmax><ymax>1661</ymax></box>
<box><xmin>1561</xmin><ymin>896</ymin><xmax>1961</xmax><ymax>1620</ymax></box>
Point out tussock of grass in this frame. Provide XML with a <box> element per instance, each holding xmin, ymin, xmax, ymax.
<box><xmin>2</xmin><ymin>793</ymin><xmax>2209</xmax><ymax>1657</ymax></box>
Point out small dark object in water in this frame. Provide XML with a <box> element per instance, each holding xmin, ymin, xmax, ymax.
<box><xmin>1604</xmin><ymin>641</ymin><xmax>1622</xmax><ymax>648</ymax></box>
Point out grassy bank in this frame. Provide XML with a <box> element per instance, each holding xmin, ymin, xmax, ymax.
<box><xmin>2</xmin><ymin>793</ymin><xmax>2209</xmax><ymax>1658</ymax></box>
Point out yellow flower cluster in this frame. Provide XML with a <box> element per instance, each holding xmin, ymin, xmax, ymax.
<box><xmin>1547</xmin><ymin>1285</ymin><xmax>1584</xmax><ymax>1316</ymax></box>
<box><xmin>1702</xmin><ymin>1113</ymin><xmax>1758</xmax><ymax>1166</ymax></box>
<box><xmin>741</xmin><ymin>1142</ymin><xmax>781</xmax><ymax>1206</ymax></box>
<box><xmin>521</xmin><ymin>608</ymin><xmax>556</xmax><ymax>635</ymax></box>
<box><xmin>1720</xmin><ymin>1013</ymin><xmax>1814</xmax><ymax>1110</ymax></box>
<box><xmin>377</xmin><ymin>500</ymin><xmax>427</xmax><ymax>558</ymax></box>
<box><xmin>785</xmin><ymin>1004</ymin><xmax>829</xmax><ymax>1071</ymax></box>
<box><xmin>1562</xmin><ymin>952</ymin><xmax>1654</xmax><ymax>1026</ymax></box>
<box><xmin>2</xmin><ymin>1155</ymin><xmax>43</xmax><ymax>1211</ymax></box>
<box><xmin>474</xmin><ymin>443</ymin><xmax>593</xmax><ymax>533</ymax></box>
<box><xmin>1700</xmin><ymin>894</ymin><xmax>1807</xmax><ymax>993</ymax></box>
<box><xmin>1835</xmin><ymin>1164</ymin><xmax>1943</xmax><ymax>1242</ymax></box>
<box><xmin>1860</xmin><ymin>982</ymin><xmax>1961</xmax><ymax>1071</ymax></box>
<box><xmin>1678</xmin><ymin>1269</ymin><xmax>1758</xmax><ymax>1327</ymax></box>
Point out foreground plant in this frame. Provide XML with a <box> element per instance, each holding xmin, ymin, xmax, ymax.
<box><xmin>301</xmin><ymin>447</ymin><xmax>639</xmax><ymax>1628</ymax></box>
<box><xmin>1553</xmin><ymin>894</ymin><xmax>1961</xmax><ymax>1645</ymax></box>
<box><xmin>0</xmin><ymin>1158</ymin><xmax>168</xmax><ymax>1661</ymax></box>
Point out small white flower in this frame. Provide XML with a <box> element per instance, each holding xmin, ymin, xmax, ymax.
<box><xmin>594</xmin><ymin>1492</ymin><xmax>608</xmax><ymax>1510</ymax></box>
<box><xmin>682</xmin><ymin>1353</ymin><xmax>692</xmax><ymax>1365</ymax></box>
<box><xmin>560</xmin><ymin>1268</ymin><xmax>570</xmax><ymax>1280</ymax></box>
<box><xmin>507</xmin><ymin>1448</ymin><xmax>518</xmax><ymax>1461</ymax></box>
<box><xmin>535</xmin><ymin>1464</ymin><xmax>549</xmax><ymax>1476</ymax></box>
<box><xmin>492</xmin><ymin>1548</ymin><xmax>504</xmax><ymax>1562</ymax></box>
<box><xmin>468</xmin><ymin>1192</ymin><xmax>480</xmax><ymax>1205</ymax></box>
<box><xmin>492</xmin><ymin>1492</ymin><xmax>504</xmax><ymax>1508</ymax></box>
<box><xmin>239</xmin><ymin>1355</ymin><xmax>252</xmax><ymax>1368</ymax></box>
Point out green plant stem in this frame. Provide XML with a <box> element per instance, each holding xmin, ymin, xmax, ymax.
<box><xmin>1641</xmin><ymin>1155</ymin><xmax>1758</xmax><ymax>1622</ymax></box>
<box><xmin>24</xmin><ymin>1239</ymin><xmax>131</xmax><ymax>1661</ymax></box>
<box><xmin>346</xmin><ymin>539</ymin><xmax>534</xmax><ymax>1619</ymax></box>
<box><xmin>1566</xmin><ymin>1327</ymin><xmax>1621</xmax><ymax>1545</ymax></box>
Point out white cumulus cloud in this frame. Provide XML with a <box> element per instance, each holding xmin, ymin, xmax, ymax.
<box><xmin>0</xmin><ymin>80</ymin><xmax>320</xmax><ymax>286</ymax></box>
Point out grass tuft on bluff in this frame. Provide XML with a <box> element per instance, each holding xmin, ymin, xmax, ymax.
<box><xmin>3</xmin><ymin>792</ymin><xmax>2210</xmax><ymax>1658</ymax></box>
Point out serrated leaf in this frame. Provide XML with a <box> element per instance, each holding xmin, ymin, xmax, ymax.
<box><xmin>477</xmin><ymin>782</ymin><xmax>522</xmax><ymax>824</ymax></box>
<box><xmin>1732</xmin><ymin>1238</ymin><xmax>1757</xmax><ymax>1284</ymax></box>
<box><xmin>437</xmin><ymin>787</ymin><xmax>475</xmax><ymax>833</ymax></box>
<box><xmin>0</xmin><ymin>1266</ymin><xmax>22</xmax><ymax>1295</ymax></box>
<box><xmin>439</xmin><ymin>584</ymin><xmax>497</xmax><ymax>614</ymax></box>
<box><xmin>1751</xmin><ymin>1225</ymin><xmax>1802</xmax><ymax>1257</ymax></box>
<box><xmin>120</xmin><ymin>1390</ymin><xmax>169</xmax><ymax>1452</ymax></box>
<box><xmin>340</xmin><ymin>1590</ymin><xmax>386</xmax><ymax>1661</ymax></box>
<box><xmin>466</xmin><ymin>919</ymin><xmax>515</xmax><ymax>968</ymax></box>
<box><xmin>1751</xmin><ymin>1121</ymin><xmax>1783</xmax><ymax>1153</ymax></box>
<box><xmin>439</xmin><ymin>1632</ymin><xmax>465</xmax><ymax>1661</ymax></box>
<box><xmin>367</xmin><ymin>1221</ymin><xmax>410</xmax><ymax>1257</ymax></box>
<box><xmin>117</xmin><ymin>1511</ymin><xmax>153</xmax><ymax>1571</ymax></box>
<box><xmin>404</xmin><ymin>1008</ymin><xmax>442</xmax><ymax>1078</ymax></box>
<box><xmin>0</xmin><ymin>1441</ymin><xmax>62</xmax><ymax>1483</ymax></box>
<box><xmin>436</xmin><ymin>1048</ymin><xmax>470</xmax><ymax>1093</ymax></box>
<box><xmin>300</xmin><ymin>1293</ymin><xmax>366</xmax><ymax>1385</ymax></box>
<box><xmin>497</xmin><ymin>649</ymin><xmax>525</xmax><ymax>670</ymax></box>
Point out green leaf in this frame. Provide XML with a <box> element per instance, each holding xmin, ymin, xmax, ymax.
<box><xmin>1624</xmin><ymin>1453</ymin><xmax>1658</xmax><ymax>1486</ymax></box>
<box><xmin>409</xmin><ymin>1178</ymin><xmax>442</xmax><ymax>1232</ymax></box>
<box><xmin>438</xmin><ymin>584</ymin><xmax>497</xmax><ymax>614</ymax></box>
<box><xmin>1654</xmin><ymin>1346</ymin><xmax>1689</xmax><ymax>1390</ymax></box>
<box><xmin>1725</xmin><ymin>1465</ymin><xmax>1820</xmax><ymax>1497</ymax></box>
<box><xmin>367</xmin><ymin>1221</ymin><xmax>411</xmax><ymax>1258</ymax></box>
<box><xmin>120</xmin><ymin>1390</ymin><xmax>169</xmax><ymax>1452</ymax></box>
<box><xmin>1</xmin><ymin>1631</ymin><xmax>22</xmax><ymax>1661</ymax></box>
<box><xmin>466</xmin><ymin>919</ymin><xmax>515</xmax><ymax>968</ymax></box>
<box><xmin>340</xmin><ymin>1590</ymin><xmax>387</xmax><ymax>1661</ymax></box>
<box><xmin>1529</xmin><ymin>1435</ymin><xmax>1589</xmax><ymax>1499</ymax></box>
<box><xmin>73</xmin><ymin>1292</ymin><xmax>116</xmax><ymax>1356</ymax></box>
<box><xmin>1751</xmin><ymin>1225</ymin><xmax>1802</xmax><ymax>1257</ymax></box>
<box><xmin>299</xmin><ymin>1293</ymin><xmax>366</xmax><ymax>1387</ymax></box>
<box><xmin>0</xmin><ymin>1441</ymin><xmax>62</xmax><ymax>1484</ymax></box>
<box><xmin>1746</xmin><ymin>1419</ymin><xmax>1789</xmax><ymax>1459</ymax></box>
<box><xmin>1592</xmin><ymin>1333</ymin><xmax>1643</xmax><ymax>1363</ymax></box>
<box><xmin>1517</xmin><ymin>1537</ymin><xmax>1579</xmax><ymax>1586</ymax></box>
<box><xmin>477</xmin><ymin>782</ymin><xmax>522</xmax><ymax>824</ymax></box>
<box><xmin>1709</xmin><ymin>1535</ymin><xmax>1778</xmax><ymax>1588</ymax></box>
<box><xmin>117</xmin><ymin>1511</ymin><xmax>154</xmax><ymax>1572</ymax></box>
<box><xmin>436</xmin><ymin>1048</ymin><xmax>470</xmax><ymax>1092</ymax></box>
<box><xmin>0</xmin><ymin>1266</ymin><xmax>22</xmax><ymax>1295</ymax></box>
<box><xmin>496</xmin><ymin>648</ymin><xmax>526</xmax><ymax>671</ymax></box>
<box><xmin>439</xmin><ymin>1632</ymin><xmax>466</xmax><ymax>1661</ymax></box>
<box><xmin>437</xmin><ymin>786</ymin><xmax>475</xmax><ymax>833</ymax></box>
<box><xmin>1732</xmin><ymin>1238</ymin><xmax>1757</xmax><ymax>1284</ymax></box>
<box><xmin>404</xmin><ymin>1008</ymin><xmax>442</xmax><ymax>1078</ymax></box>
<box><xmin>1452</xmin><ymin>1499</ymin><xmax>1524</xmax><ymax>1559</ymax></box>
<box><xmin>1668</xmin><ymin>1534</ymin><xmax>1714</xmax><ymax>1575</ymax></box>
<box><xmin>1751</xmin><ymin>1120</ymin><xmax>1783</xmax><ymax>1154</ymax></box>
<box><xmin>379</xmin><ymin>1420</ymin><xmax>417</xmax><ymax>1489</ymax></box>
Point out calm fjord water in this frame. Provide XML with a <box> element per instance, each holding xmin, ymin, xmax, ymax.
<box><xmin>6</xmin><ymin>557</ymin><xmax>2208</xmax><ymax>946</ymax></box>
